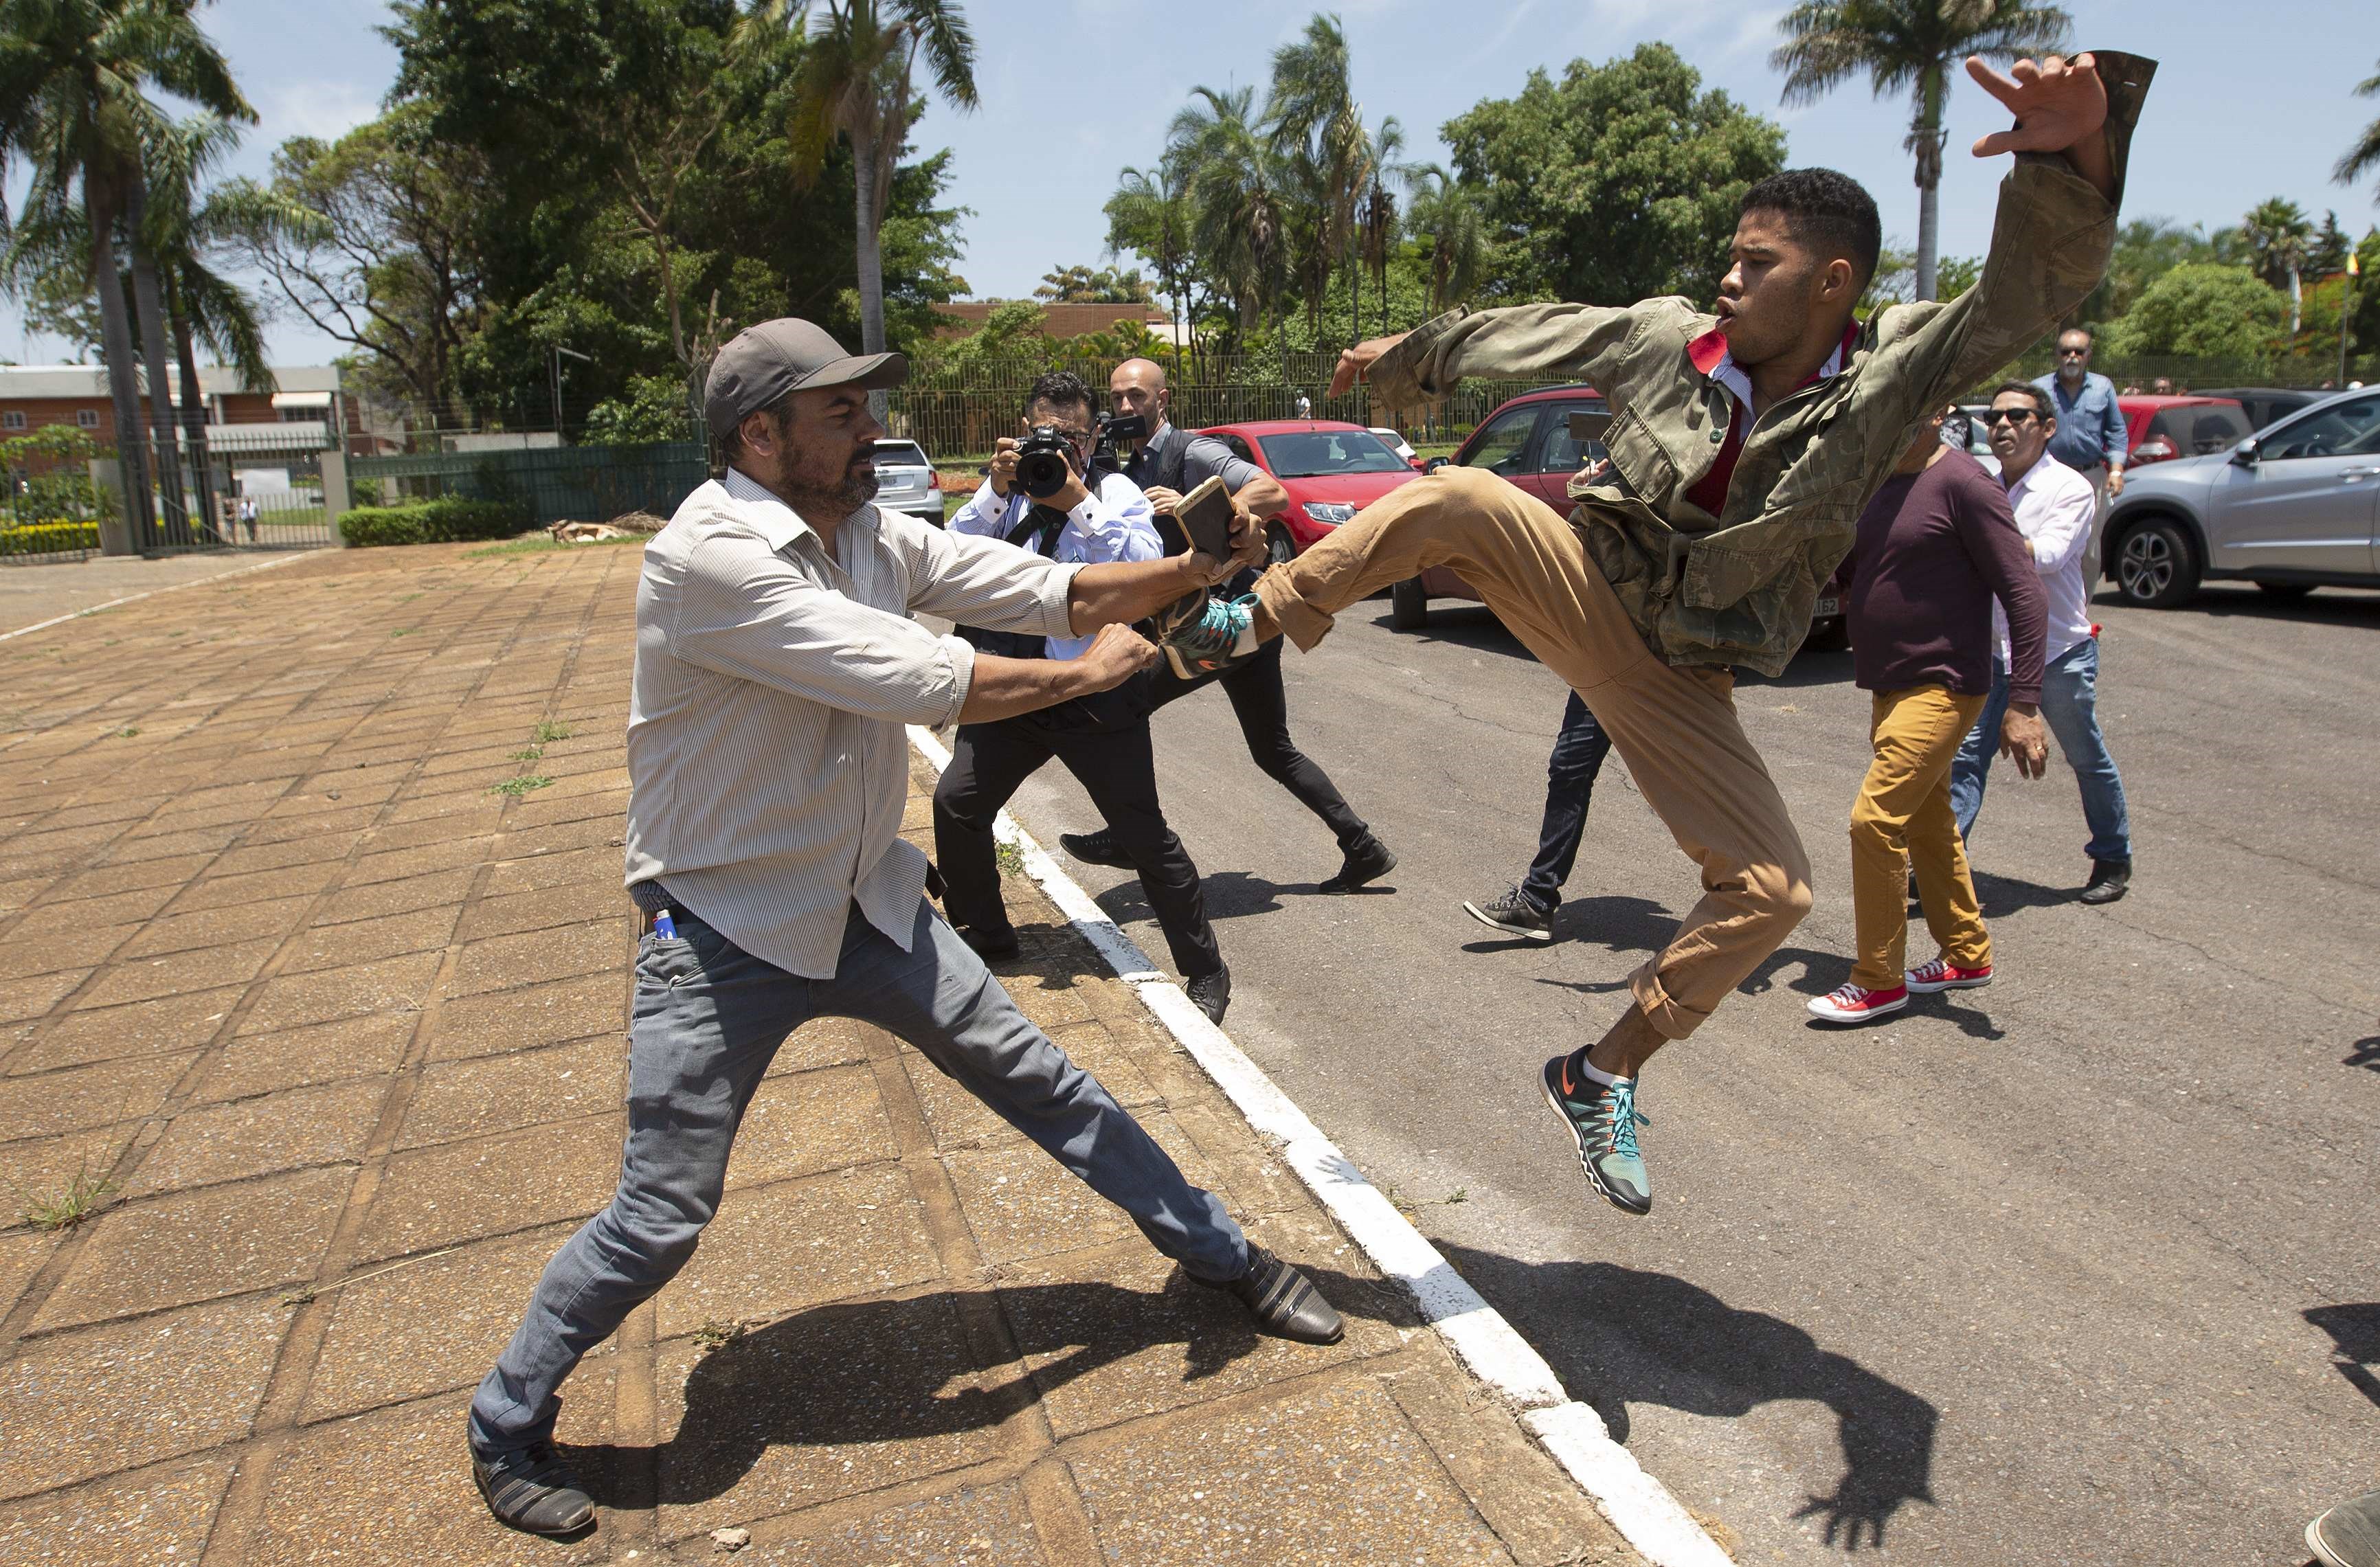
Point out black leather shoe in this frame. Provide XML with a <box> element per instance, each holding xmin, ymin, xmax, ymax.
<box><xmin>957</xmin><ymin>924</ymin><xmax>1020</xmax><ymax>960</ymax></box>
<box><xmin>2078</xmin><ymin>857</ymin><xmax>2131</xmax><ymax>905</ymax></box>
<box><xmin>1211</xmin><ymin>1244</ymin><xmax>1344</xmax><ymax>1344</ymax></box>
<box><xmin>472</xmin><ymin>1439</ymin><xmax>596</xmax><ymax>1537</ymax></box>
<box><xmin>1318</xmin><ymin>834</ymin><xmax>1397</xmax><ymax>894</ymax></box>
<box><xmin>1185</xmin><ymin>967</ymin><xmax>1231</xmax><ymax>1024</ymax></box>
<box><xmin>1059</xmin><ymin>827</ymin><xmax>1134</xmax><ymax>869</ymax></box>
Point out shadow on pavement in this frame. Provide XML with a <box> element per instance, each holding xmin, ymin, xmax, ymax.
<box><xmin>1439</xmin><ymin>1243</ymin><xmax>1939</xmax><ymax>1552</ymax></box>
<box><xmin>2178</xmin><ymin>583</ymin><xmax>2380</xmax><ymax>628</ymax></box>
<box><xmin>2304</xmin><ymin>1303</ymin><xmax>2380</xmax><ymax>1411</ymax></box>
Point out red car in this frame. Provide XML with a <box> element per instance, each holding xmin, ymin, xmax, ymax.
<box><xmin>1195</xmin><ymin>420</ymin><xmax>1424</xmax><ymax>564</ymax></box>
<box><xmin>1393</xmin><ymin>384</ymin><xmax>1610</xmax><ymax>629</ymax></box>
<box><xmin>2118</xmin><ymin>394</ymin><xmax>2254</xmax><ymax>468</ymax></box>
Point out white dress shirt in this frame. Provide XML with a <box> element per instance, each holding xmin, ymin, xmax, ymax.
<box><xmin>1992</xmin><ymin>453</ymin><xmax>2099</xmax><ymax>664</ymax></box>
<box><xmin>624</xmin><ymin>469</ymin><xmax>1082</xmax><ymax>977</ymax></box>
<box><xmin>947</xmin><ymin>470</ymin><xmax>1160</xmax><ymax>660</ymax></box>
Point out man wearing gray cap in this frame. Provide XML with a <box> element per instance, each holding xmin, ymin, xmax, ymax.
<box><xmin>466</xmin><ymin>319</ymin><xmax>1344</xmax><ymax>1540</ymax></box>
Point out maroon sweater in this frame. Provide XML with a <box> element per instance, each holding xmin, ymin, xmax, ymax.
<box><xmin>1845</xmin><ymin>449</ymin><xmax>2047</xmax><ymax>703</ymax></box>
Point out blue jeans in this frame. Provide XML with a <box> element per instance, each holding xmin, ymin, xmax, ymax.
<box><xmin>1949</xmin><ymin>636</ymin><xmax>2132</xmax><ymax>864</ymax></box>
<box><xmin>1519</xmin><ymin>691</ymin><xmax>1615</xmax><ymax>914</ymax></box>
<box><xmin>469</xmin><ymin>897</ymin><xmax>1247</xmax><ymax>1455</ymax></box>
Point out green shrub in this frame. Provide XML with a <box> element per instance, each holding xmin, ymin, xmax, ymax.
<box><xmin>337</xmin><ymin>497</ymin><xmax>534</xmax><ymax>548</ymax></box>
<box><xmin>0</xmin><ymin>521</ymin><xmax>102</xmax><ymax>557</ymax></box>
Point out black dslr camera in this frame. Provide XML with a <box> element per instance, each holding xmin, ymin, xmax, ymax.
<box><xmin>1013</xmin><ymin>412</ymin><xmax>1150</xmax><ymax>499</ymax></box>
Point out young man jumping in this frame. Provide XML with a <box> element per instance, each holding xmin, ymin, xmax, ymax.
<box><xmin>1163</xmin><ymin>52</ymin><xmax>2151</xmax><ymax>1216</ymax></box>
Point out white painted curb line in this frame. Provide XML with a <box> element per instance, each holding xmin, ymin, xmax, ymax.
<box><xmin>908</xmin><ymin>725</ymin><xmax>1733</xmax><ymax>1567</ymax></box>
<box><xmin>0</xmin><ymin>551</ymin><xmax>305</xmax><ymax>644</ymax></box>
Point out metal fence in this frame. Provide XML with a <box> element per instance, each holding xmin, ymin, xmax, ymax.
<box><xmin>346</xmin><ymin>442</ymin><xmax>710</xmax><ymax>528</ymax></box>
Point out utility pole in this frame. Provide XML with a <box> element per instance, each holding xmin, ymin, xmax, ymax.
<box><xmin>550</xmin><ymin>346</ymin><xmax>592</xmax><ymax>442</ymax></box>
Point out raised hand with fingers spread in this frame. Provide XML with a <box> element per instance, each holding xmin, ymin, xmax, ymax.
<box><xmin>1964</xmin><ymin>52</ymin><xmax>2115</xmax><ymax>196</ymax></box>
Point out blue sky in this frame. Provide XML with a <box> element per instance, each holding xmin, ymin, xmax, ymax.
<box><xmin>5</xmin><ymin>0</ymin><xmax>2377</xmax><ymax>366</ymax></box>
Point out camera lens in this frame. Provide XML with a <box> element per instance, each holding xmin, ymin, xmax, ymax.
<box><xmin>1017</xmin><ymin>449</ymin><xmax>1068</xmax><ymax>499</ymax></box>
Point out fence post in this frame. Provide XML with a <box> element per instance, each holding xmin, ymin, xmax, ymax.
<box><xmin>320</xmin><ymin>447</ymin><xmax>351</xmax><ymax>546</ymax></box>
<box><xmin>88</xmin><ymin>458</ymin><xmax>135</xmax><ymax>556</ymax></box>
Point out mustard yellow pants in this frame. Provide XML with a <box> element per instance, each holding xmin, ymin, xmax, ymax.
<box><xmin>1850</xmin><ymin>685</ymin><xmax>1990</xmax><ymax>989</ymax></box>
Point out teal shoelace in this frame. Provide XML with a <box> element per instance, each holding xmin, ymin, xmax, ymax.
<box><xmin>1599</xmin><ymin>1079</ymin><xmax>1648</xmax><ymax>1162</ymax></box>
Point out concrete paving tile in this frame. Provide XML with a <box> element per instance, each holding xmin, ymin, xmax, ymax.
<box><xmin>311</xmin><ymin>866</ymin><xmax>475</xmax><ymax>925</ymax></box>
<box><xmin>12</xmin><ymin>987</ymin><xmax>240</xmax><ymax>1074</ymax></box>
<box><xmin>0</xmin><ymin>1455</ymin><xmax>234</xmax><ymax>1565</ymax></box>
<box><xmin>244</xmin><ymin>805</ymin><xmax>379</xmax><ymax>848</ymax></box>
<box><xmin>744</xmin><ymin>1480</ymin><xmax>1046</xmax><ymax>1566</ymax></box>
<box><xmin>196</xmin><ymin>1012</ymin><xmax>414</xmax><ymax>1103</ymax></box>
<box><xmin>100</xmin><ymin>824</ymin><xmax>243</xmax><ymax>864</ymax></box>
<box><xmin>69</xmin><ymin>936</ymin><xmax>279</xmax><ymax>1011</ymax></box>
<box><xmin>499</xmin><ymin>817</ymin><xmax>625</xmax><ymax>861</ymax></box>
<box><xmin>504</xmin><ymin>788</ymin><xmax>627</xmax><ymax>834</ymax></box>
<box><xmin>770</xmin><ymin>1015</ymin><xmax>881</xmax><ymax>1077</ymax></box>
<box><xmin>655</xmin><ymin>1164</ymin><xmax>943</xmax><ymax>1339</ymax></box>
<box><xmin>32</xmin><ymin>1164</ymin><xmax>351</xmax><ymax>1330</ymax></box>
<box><xmin>653</xmin><ymin>1285</ymin><xmax>1013</xmax><ymax>1540</ymax></box>
<box><xmin>0</xmin><ymin>1050</ymin><xmax>197</xmax><ymax>1139</ymax></box>
<box><xmin>117</xmin><ymin>896</ymin><xmax>312</xmax><ymax>960</ymax></box>
<box><xmin>996</xmin><ymin>969</ymin><xmax>1100</xmax><ymax>1032</ymax></box>
<box><xmin>940</xmin><ymin>1112</ymin><xmax>1224</xmax><ymax>1268</ymax></box>
<box><xmin>41</xmin><ymin>854</ymin><xmax>214</xmax><ymax>902</ymax></box>
<box><xmin>345</xmin><ymin>835</ymin><xmax>497</xmax><ymax>887</ymax></box>
<box><xmin>169</xmin><ymin>859</ymin><xmax>344</xmax><ymax>914</ymax></box>
<box><xmin>0</xmin><ymin>1295</ymin><xmax>286</xmax><ymax>1500</ymax></box>
<box><xmin>206</xmin><ymin>831</ymin><xmax>367</xmax><ymax>876</ymax></box>
<box><xmin>41</xmin><ymin>881</ymin><xmax>182</xmax><ymax>938</ymax></box>
<box><xmin>444</xmin><ymin>921</ymin><xmax>619</xmax><ymax>998</ymax></box>
<box><xmin>723</xmin><ymin>1064</ymin><xmax>901</xmax><ymax>1189</ymax></box>
<box><xmin>0</xmin><ymin>967</ymin><xmax>89</xmax><ymax>1025</ymax></box>
<box><xmin>126</xmin><ymin>1078</ymin><xmax>385</xmax><ymax>1195</ymax></box>
<box><xmin>355</xmin><ymin>1115</ymin><xmax>622</xmax><ymax>1263</ymax></box>
<box><xmin>454</xmin><ymin>879</ymin><xmax>623</xmax><ymax>944</ymax></box>
<box><xmin>0</xmin><ymin>875</ymin><xmax>52</xmax><ymax>913</ymax></box>
<box><xmin>284</xmin><ymin>905</ymin><xmax>461</xmax><ymax>974</ymax></box>
<box><xmin>397</xmin><ymin>1036</ymin><xmax>625</xmax><ymax>1149</ymax></box>
<box><xmin>1066</xmin><ymin>1375</ymin><xmax>1514</xmax><ymax>1566</ymax></box>
<box><xmin>0</xmin><ymin>1125</ymin><xmax>136</xmax><ymax>1216</ymax></box>
<box><xmin>0</xmin><ymin>1226</ymin><xmax>59</xmax><ymax>1314</ymax></box>
<box><xmin>238</xmin><ymin>949</ymin><xmax>442</xmax><ymax>1035</ymax></box>
<box><xmin>481</xmin><ymin>844</ymin><xmax>616</xmax><ymax>898</ymax></box>
<box><xmin>381</xmin><ymin>788</ymin><xmax>508</xmax><ymax>828</ymax></box>
<box><xmin>427</xmin><ymin>971</ymin><xmax>622</xmax><ymax>1062</ymax></box>
<box><xmin>241</xmin><ymin>1387</ymin><xmax>614</xmax><ymax>1566</ymax></box>
<box><xmin>368</xmin><ymin>807</ymin><xmax>510</xmax><ymax>853</ymax></box>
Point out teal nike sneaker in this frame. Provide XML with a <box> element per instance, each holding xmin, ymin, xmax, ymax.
<box><xmin>1161</xmin><ymin>591</ymin><xmax>1260</xmax><ymax>679</ymax></box>
<box><xmin>1540</xmin><ymin>1055</ymin><xmax>1651</xmax><ymax>1215</ymax></box>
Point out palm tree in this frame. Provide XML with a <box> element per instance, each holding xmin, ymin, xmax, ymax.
<box><xmin>2241</xmin><ymin>197</ymin><xmax>2315</xmax><ymax>335</ymax></box>
<box><xmin>1106</xmin><ymin>155</ymin><xmax>1198</xmax><ymax>376</ymax></box>
<box><xmin>756</xmin><ymin>0</ymin><xmax>976</xmax><ymax>383</ymax></box>
<box><xmin>1264</xmin><ymin>14</ymin><xmax>1370</xmax><ymax>343</ymax></box>
<box><xmin>2338</xmin><ymin>60</ymin><xmax>2380</xmax><ymax>199</ymax></box>
<box><xmin>1169</xmin><ymin>85</ymin><xmax>1286</xmax><ymax>347</ymax></box>
<box><xmin>1356</xmin><ymin>115</ymin><xmax>1405</xmax><ymax>342</ymax></box>
<box><xmin>1405</xmin><ymin>164</ymin><xmax>1485</xmax><ymax>315</ymax></box>
<box><xmin>1773</xmin><ymin>0</ymin><xmax>2069</xmax><ymax>302</ymax></box>
<box><xmin>0</xmin><ymin>0</ymin><xmax>250</xmax><ymax>548</ymax></box>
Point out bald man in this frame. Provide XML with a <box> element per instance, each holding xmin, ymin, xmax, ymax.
<box><xmin>1057</xmin><ymin>359</ymin><xmax>1396</xmax><ymax>895</ymax></box>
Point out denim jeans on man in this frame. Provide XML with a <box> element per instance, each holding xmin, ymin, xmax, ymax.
<box><xmin>1518</xmin><ymin>690</ymin><xmax>1615</xmax><ymax>914</ymax></box>
<box><xmin>1949</xmin><ymin>635</ymin><xmax>2132</xmax><ymax>864</ymax></box>
<box><xmin>468</xmin><ymin>898</ymin><xmax>1248</xmax><ymax>1456</ymax></box>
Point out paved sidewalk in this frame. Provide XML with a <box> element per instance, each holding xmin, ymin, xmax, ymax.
<box><xmin>0</xmin><ymin>542</ymin><xmax>1641</xmax><ymax>1565</ymax></box>
<box><xmin>0</xmin><ymin>550</ymin><xmax>289</xmax><ymax>636</ymax></box>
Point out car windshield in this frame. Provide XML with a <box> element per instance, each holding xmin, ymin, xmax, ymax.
<box><xmin>1256</xmin><ymin>430</ymin><xmax>1409</xmax><ymax>477</ymax></box>
<box><xmin>2145</xmin><ymin>405</ymin><xmax>2251</xmax><ymax>455</ymax></box>
<box><xmin>873</xmin><ymin>442</ymin><xmax>929</xmax><ymax>467</ymax></box>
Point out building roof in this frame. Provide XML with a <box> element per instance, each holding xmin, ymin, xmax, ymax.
<box><xmin>0</xmin><ymin>364</ymin><xmax>342</xmax><ymax>398</ymax></box>
<box><xmin>932</xmin><ymin>301</ymin><xmax>1169</xmax><ymax>341</ymax></box>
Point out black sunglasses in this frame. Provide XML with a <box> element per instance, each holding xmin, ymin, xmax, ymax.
<box><xmin>1983</xmin><ymin>407</ymin><xmax>2041</xmax><ymax>426</ymax></box>
<box><xmin>2058</xmin><ymin>346</ymin><xmax>2091</xmax><ymax>357</ymax></box>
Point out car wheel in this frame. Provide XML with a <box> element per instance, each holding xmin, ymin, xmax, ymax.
<box><xmin>2254</xmin><ymin>581</ymin><xmax>2314</xmax><ymax>602</ymax></box>
<box><xmin>1802</xmin><ymin>616</ymin><xmax>1851</xmax><ymax>653</ymax></box>
<box><xmin>2112</xmin><ymin>517</ymin><xmax>2201</xmax><ymax>609</ymax></box>
<box><xmin>1390</xmin><ymin>576</ymin><xmax>1428</xmax><ymax>630</ymax></box>
<box><xmin>1265</xmin><ymin>521</ymin><xmax>1296</xmax><ymax>567</ymax></box>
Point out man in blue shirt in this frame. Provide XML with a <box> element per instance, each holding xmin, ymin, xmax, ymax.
<box><xmin>2032</xmin><ymin>327</ymin><xmax>2128</xmax><ymax>581</ymax></box>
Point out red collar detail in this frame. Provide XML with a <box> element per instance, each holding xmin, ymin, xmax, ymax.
<box><xmin>1687</xmin><ymin>326</ymin><xmax>1729</xmax><ymax>376</ymax></box>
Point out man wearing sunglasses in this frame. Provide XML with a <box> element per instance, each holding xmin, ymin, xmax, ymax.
<box><xmin>2032</xmin><ymin>327</ymin><xmax>2127</xmax><ymax>581</ymax></box>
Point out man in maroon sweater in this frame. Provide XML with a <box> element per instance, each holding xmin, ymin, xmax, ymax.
<box><xmin>1808</xmin><ymin>408</ymin><xmax>2051</xmax><ymax>1024</ymax></box>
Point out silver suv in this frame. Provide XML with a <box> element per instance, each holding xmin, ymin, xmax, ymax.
<box><xmin>2103</xmin><ymin>387</ymin><xmax>2380</xmax><ymax>607</ymax></box>
<box><xmin>871</xmin><ymin>439</ymin><xmax>942</xmax><ymax>526</ymax></box>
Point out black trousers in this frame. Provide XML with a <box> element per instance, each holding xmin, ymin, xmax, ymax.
<box><xmin>933</xmin><ymin>714</ymin><xmax>1225</xmax><ymax>980</ymax></box>
<box><xmin>1145</xmin><ymin>640</ymin><xmax>1370</xmax><ymax>850</ymax></box>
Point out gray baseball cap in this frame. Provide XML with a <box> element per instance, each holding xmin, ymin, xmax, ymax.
<box><xmin>702</xmin><ymin>318</ymin><xmax>907</xmax><ymax>438</ymax></box>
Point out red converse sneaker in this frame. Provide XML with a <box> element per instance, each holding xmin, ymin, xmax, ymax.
<box><xmin>1906</xmin><ymin>957</ymin><xmax>1992</xmax><ymax>993</ymax></box>
<box><xmin>1806</xmin><ymin>982</ymin><xmax>1907</xmax><ymax>1024</ymax></box>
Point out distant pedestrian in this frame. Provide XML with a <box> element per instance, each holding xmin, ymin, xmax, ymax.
<box><xmin>1461</xmin><ymin>688</ymin><xmax>1614</xmax><ymax>943</ymax></box>
<box><xmin>238</xmin><ymin>494</ymin><xmax>258</xmax><ymax>542</ymax></box>
<box><xmin>2032</xmin><ymin>326</ymin><xmax>2126</xmax><ymax>583</ymax></box>
<box><xmin>1951</xmin><ymin>381</ymin><xmax>2137</xmax><ymax>905</ymax></box>
<box><xmin>1294</xmin><ymin>390</ymin><xmax>1312</xmax><ymax>418</ymax></box>
<box><xmin>1807</xmin><ymin>407</ymin><xmax>2049</xmax><ymax>1026</ymax></box>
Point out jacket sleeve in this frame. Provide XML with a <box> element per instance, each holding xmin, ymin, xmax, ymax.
<box><xmin>1868</xmin><ymin>52</ymin><xmax>2155</xmax><ymax>425</ymax></box>
<box><xmin>895</xmin><ymin>511</ymin><xmax>1081</xmax><ymax>638</ymax></box>
<box><xmin>1369</xmin><ymin>300</ymin><xmax>1650</xmax><ymax>412</ymax></box>
<box><xmin>1957</xmin><ymin>473</ymin><xmax>2049</xmax><ymax>705</ymax></box>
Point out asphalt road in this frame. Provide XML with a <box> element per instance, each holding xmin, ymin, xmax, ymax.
<box><xmin>989</xmin><ymin>581</ymin><xmax>2380</xmax><ymax>1566</ymax></box>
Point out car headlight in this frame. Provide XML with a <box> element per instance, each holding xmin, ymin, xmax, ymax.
<box><xmin>1301</xmin><ymin>502</ymin><xmax>1358</xmax><ymax>526</ymax></box>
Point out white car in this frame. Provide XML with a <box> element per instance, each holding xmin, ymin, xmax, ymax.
<box><xmin>1368</xmin><ymin>426</ymin><xmax>1418</xmax><ymax>464</ymax></box>
<box><xmin>871</xmin><ymin>440</ymin><xmax>942</xmax><ymax>526</ymax></box>
<box><xmin>2102</xmin><ymin>386</ymin><xmax>2380</xmax><ymax>607</ymax></box>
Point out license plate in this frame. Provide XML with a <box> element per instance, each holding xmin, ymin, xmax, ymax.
<box><xmin>1814</xmin><ymin>595</ymin><xmax>1839</xmax><ymax>618</ymax></box>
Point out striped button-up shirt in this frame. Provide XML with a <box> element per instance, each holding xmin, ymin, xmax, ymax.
<box><xmin>945</xmin><ymin>471</ymin><xmax>1159</xmax><ymax>660</ymax></box>
<box><xmin>624</xmin><ymin>469</ymin><xmax>1081</xmax><ymax>977</ymax></box>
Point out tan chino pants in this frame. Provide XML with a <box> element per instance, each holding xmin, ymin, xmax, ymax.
<box><xmin>1849</xmin><ymin>685</ymin><xmax>1991</xmax><ymax>990</ymax></box>
<box><xmin>1250</xmin><ymin>466</ymin><xmax>1812</xmax><ymax>1039</ymax></box>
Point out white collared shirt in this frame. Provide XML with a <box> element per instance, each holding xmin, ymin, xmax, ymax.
<box><xmin>947</xmin><ymin>471</ymin><xmax>1160</xmax><ymax>659</ymax></box>
<box><xmin>1992</xmin><ymin>453</ymin><xmax>2099</xmax><ymax>664</ymax></box>
<box><xmin>623</xmin><ymin>468</ymin><xmax>1082</xmax><ymax>977</ymax></box>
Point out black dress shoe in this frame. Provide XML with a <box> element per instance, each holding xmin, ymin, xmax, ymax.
<box><xmin>2078</xmin><ymin>857</ymin><xmax>2131</xmax><ymax>905</ymax></box>
<box><xmin>1059</xmin><ymin>827</ymin><xmax>1134</xmax><ymax>869</ymax></box>
<box><xmin>1185</xmin><ymin>967</ymin><xmax>1231</xmax><ymax>1024</ymax></box>
<box><xmin>1209</xmin><ymin>1244</ymin><xmax>1344</xmax><ymax>1344</ymax></box>
<box><xmin>957</xmin><ymin>924</ymin><xmax>1020</xmax><ymax>960</ymax></box>
<box><xmin>472</xmin><ymin>1439</ymin><xmax>596</xmax><ymax>1537</ymax></box>
<box><xmin>1318</xmin><ymin>834</ymin><xmax>1397</xmax><ymax>894</ymax></box>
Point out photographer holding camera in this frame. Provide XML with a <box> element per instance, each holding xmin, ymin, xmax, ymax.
<box><xmin>935</xmin><ymin>371</ymin><xmax>1236</xmax><ymax>1022</ymax></box>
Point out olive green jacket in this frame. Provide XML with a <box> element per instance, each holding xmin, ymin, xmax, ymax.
<box><xmin>1370</xmin><ymin>52</ymin><xmax>2154</xmax><ymax>677</ymax></box>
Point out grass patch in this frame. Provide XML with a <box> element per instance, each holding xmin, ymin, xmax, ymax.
<box><xmin>995</xmin><ymin>840</ymin><xmax>1025</xmax><ymax>877</ymax></box>
<box><xmin>390</xmin><ymin>627</ymin><xmax>416</xmax><ymax>638</ymax></box>
<box><xmin>510</xmin><ymin>746</ymin><xmax>545</xmax><ymax>763</ymax></box>
<box><xmin>491</xmin><ymin>773</ymin><xmax>554</xmax><ymax>796</ymax></box>
<box><xmin>693</xmin><ymin>1319</ymin><xmax>746</xmax><ymax>1355</ymax></box>
<box><xmin>532</xmin><ymin>719</ymin><xmax>574</xmax><ymax>744</ymax></box>
<box><xmin>19</xmin><ymin>1166</ymin><xmax>116</xmax><ymax>1231</ymax></box>
<box><xmin>462</xmin><ymin>533</ymin><xmax>647</xmax><ymax>560</ymax></box>
<box><xmin>113</xmin><ymin>726</ymin><xmax>139</xmax><ymax>739</ymax></box>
